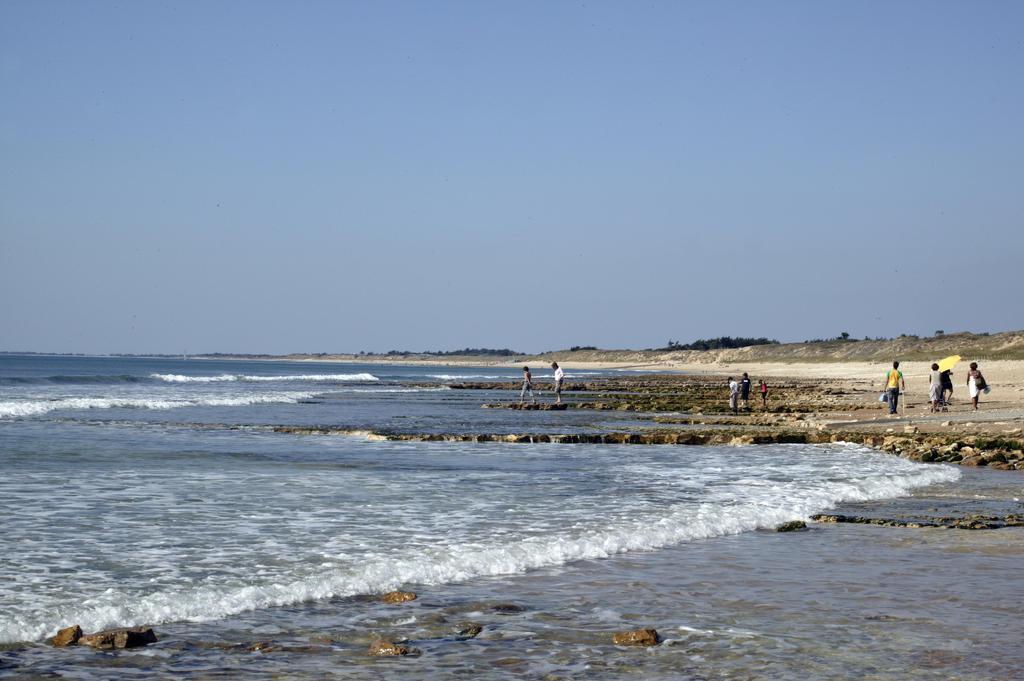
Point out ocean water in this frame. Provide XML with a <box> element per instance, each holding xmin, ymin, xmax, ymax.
<box><xmin>1</xmin><ymin>355</ymin><xmax>1021</xmax><ymax>679</ymax></box>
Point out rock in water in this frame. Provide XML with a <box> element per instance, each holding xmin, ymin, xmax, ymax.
<box><xmin>78</xmin><ymin>627</ymin><xmax>158</xmax><ymax>650</ymax></box>
<box><xmin>247</xmin><ymin>641</ymin><xmax>278</xmax><ymax>652</ymax></box>
<box><xmin>612</xmin><ymin>628</ymin><xmax>660</xmax><ymax>646</ymax></box>
<box><xmin>456</xmin><ymin>622</ymin><xmax>483</xmax><ymax>639</ymax></box>
<box><xmin>381</xmin><ymin>590</ymin><xmax>417</xmax><ymax>604</ymax></box>
<box><xmin>776</xmin><ymin>520</ymin><xmax>808</xmax><ymax>532</ymax></box>
<box><xmin>368</xmin><ymin>639</ymin><xmax>420</xmax><ymax>656</ymax></box>
<box><xmin>50</xmin><ymin>625</ymin><xmax>83</xmax><ymax>647</ymax></box>
<box><xmin>491</xmin><ymin>603</ymin><xmax>526</xmax><ymax>614</ymax></box>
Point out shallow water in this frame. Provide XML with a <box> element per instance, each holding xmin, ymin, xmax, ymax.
<box><xmin>1</xmin><ymin>355</ymin><xmax>1021</xmax><ymax>679</ymax></box>
<box><xmin>4</xmin><ymin>474</ymin><xmax>1020</xmax><ymax>679</ymax></box>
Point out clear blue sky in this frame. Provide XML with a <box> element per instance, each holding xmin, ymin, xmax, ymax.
<box><xmin>2</xmin><ymin>1</ymin><xmax>1021</xmax><ymax>354</ymax></box>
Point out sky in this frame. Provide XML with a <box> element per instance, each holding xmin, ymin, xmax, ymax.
<box><xmin>1</xmin><ymin>1</ymin><xmax>1022</xmax><ymax>355</ymax></box>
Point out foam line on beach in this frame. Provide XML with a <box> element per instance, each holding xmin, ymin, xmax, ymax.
<box><xmin>150</xmin><ymin>373</ymin><xmax>379</xmax><ymax>383</ymax></box>
<box><xmin>5</xmin><ymin>449</ymin><xmax>958</xmax><ymax>643</ymax></box>
<box><xmin>0</xmin><ymin>392</ymin><xmax>317</xmax><ymax>419</ymax></box>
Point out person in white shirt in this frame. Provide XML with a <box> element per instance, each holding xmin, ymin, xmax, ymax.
<box><xmin>728</xmin><ymin>377</ymin><xmax>739</xmax><ymax>414</ymax></box>
<box><xmin>551</xmin><ymin>362</ymin><xmax>565</xmax><ymax>404</ymax></box>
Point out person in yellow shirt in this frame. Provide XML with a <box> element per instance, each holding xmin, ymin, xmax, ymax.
<box><xmin>882</xmin><ymin>360</ymin><xmax>906</xmax><ymax>415</ymax></box>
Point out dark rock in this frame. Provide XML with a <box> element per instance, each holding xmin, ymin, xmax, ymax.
<box><xmin>247</xmin><ymin>641</ymin><xmax>277</xmax><ymax>652</ymax></box>
<box><xmin>492</xmin><ymin>603</ymin><xmax>526</xmax><ymax>614</ymax></box>
<box><xmin>811</xmin><ymin>512</ymin><xmax>1021</xmax><ymax>530</ymax></box>
<box><xmin>612</xmin><ymin>628</ymin><xmax>660</xmax><ymax>646</ymax></box>
<box><xmin>776</xmin><ymin>520</ymin><xmax>807</xmax><ymax>532</ymax></box>
<box><xmin>368</xmin><ymin>639</ymin><xmax>420</xmax><ymax>656</ymax></box>
<box><xmin>381</xmin><ymin>590</ymin><xmax>417</xmax><ymax>604</ymax></box>
<box><xmin>78</xmin><ymin>627</ymin><xmax>158</xmax><ymax>650</ymax></box>
<box><xmin>954</xmin><ymin>519</ymin><xmax>995</xmax><ymax>529</ymax></box>
<box><xmin>456</xmin><ymin>622</ymin><xmax>483</xmax><ymax>639</ymax></box>
<box><xmin>50</xmin><ymin>625</ymin><xmax>82</xmax><ymax>647</ymax></box>
<box><xmin>492</xmin><ymin>403</ymin><xmax>569</xmax><ymax>411</ymax></box>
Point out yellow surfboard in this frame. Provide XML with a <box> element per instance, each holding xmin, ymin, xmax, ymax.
<box><xmin>938</xmin><ymin>355</ymin><xmax>961</xmax><ymax>372</ymax></box>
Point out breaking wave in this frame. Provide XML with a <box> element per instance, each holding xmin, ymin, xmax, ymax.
<box><xmin>151</xmin><ymin>373</ymin><xmax>379</xmax><ymax>383</ymax></box>
<box><xmin>2</xmin><ymin>446</ymin><xmax>959</xmax><ymax>643</ymax></box>
<box><xmin>0</xmin><ymin>392</ymin><xmax>317</xmax><ymax>419</ymax></box>
<box><xmin>0</xmin><ymin>374</ymin><xmax>148</xmax><ymax>385</ymax></box>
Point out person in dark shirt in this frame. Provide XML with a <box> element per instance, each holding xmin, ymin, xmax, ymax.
<box><xmin>939</xmin><ymin>369</ymin><xmax>953</xmax><ymax>409</ymax></box>
<box><xmin>740</xmin><ymin>373</ymin><xmax>751</xmax><ymax>412</ymax></box>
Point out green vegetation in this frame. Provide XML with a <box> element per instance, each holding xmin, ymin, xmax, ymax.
<box><xmin>661</xmin><ymin>337</ymin><xmax>780</xmax><ymax>351</ymax></box>
<box><xmin>384</xmin><ymin>348</ymin><xmax>522</xmax><ymax>357</ymax></box>
<box><xmin>802</xmin><ymin>331</ymin><xmax>860</xmax><ymax>343</ymax></box>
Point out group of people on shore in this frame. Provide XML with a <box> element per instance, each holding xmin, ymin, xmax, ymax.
<box><xmin>727</xmin><ymin>373</ymin><xmax>769</xmax><ymax>413</ymax></box>
<box><xmin>519</xmin><ymin>360</ymin><xmax>991</xmax><ymax>414</ymax></box>
<box><xmin>519</xmin><ymin>362</ymin><xmax>565</xmax><ymax>405</ymax></box>
<box><xmin>883</xmin><ymin>360</ymin><xmax>989</xmax><ymax>415</ymax></box>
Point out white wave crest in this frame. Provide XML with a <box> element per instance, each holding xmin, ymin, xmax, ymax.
<box><xmin>9</xmin><ymin>454</ymin><xmax>958</xmax><ymax>643</ymax></box>
<box><xmin>428</xmin><ymin>373</ymin><xmax>596</xmax><ymax>380</ymax></box>
<box><xmin>151</xmin><ymin>373</ymin><xmax>378</xmax><ymax>383</ymax></box>
<box><xmin>0</xmin><ymin>392</ymin><xmax>316</xmax><ymax>419</ymax></box>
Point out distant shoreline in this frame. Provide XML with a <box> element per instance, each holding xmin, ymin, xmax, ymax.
<box><xmin>4</xmin><ymin>328</ymin><xmax>1022</xmax><ymax>365</ymax></box>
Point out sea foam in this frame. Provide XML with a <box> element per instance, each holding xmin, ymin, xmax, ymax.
<box><xmin>151</xmin><ymin>373</ymin><xmax>378</xmax><ymax>383</ymax></box>
<box><xmin>0</xmin><ymin>445</ymin><xmax>959</xmax><ymax>643</ymax></box>
<box><xmin>0</xmin><ymin>392</ymin><xmax>316</xmax><ymax>419</ymax></box>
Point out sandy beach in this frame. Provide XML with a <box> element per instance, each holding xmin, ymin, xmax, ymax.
<box><xmin>287</xmin><ymin>354</ymin><xmax>1024</xmax><ymax>438</ymax></box>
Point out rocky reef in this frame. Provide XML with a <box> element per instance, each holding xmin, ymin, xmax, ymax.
<box><xmin>273</xmin><ymin>424</ymin><xmax>1024</xmax><ymax>470</ymax></box>
<box><xmin>50</xmin><ymin>625</ymin><xmax>157</xmax><ymax>650</ymax></box>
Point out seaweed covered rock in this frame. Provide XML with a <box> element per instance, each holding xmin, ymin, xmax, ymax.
<box><xmin>381</xmin><ymin>590</ymin><xmax>417</xmax><ymax>604</ymax></box>
<box><xmin>455</xmin><ymin>622</ymin><xmax>483</xmax><ymax>639</ymax></box>
<box><xmin>776</xmin><ymin>520</ymin><xmax>808</xmax><ymax>532</ymax></box>
<box><xmin>368</xmin><ymin>639</ymin><xmax>420</xmax><ymax>656</ymax></box>
<box><xmin>612</xmin><ymin>628</ymin><xmax>660</xmax><ymax>646</ymax></box>
<box><xmin>78</xmin><ymin>627</ymin><xmax>158</xmax><ymax>650</ymax></box>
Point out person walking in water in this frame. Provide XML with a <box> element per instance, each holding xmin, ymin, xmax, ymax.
<box><xmin>967</xmin><ymin>362</ymin><xmax>987</xmax><ymax>411</ymax></box>
<box><xmin>759</xmin><ymin>379</ymin><xmax>769</xmax><ymax>409</ymax></box>
<box><xmin>882</xmin><ymin>361</ymin><xmax>905</xmax><ymax>415</ymax></box>
<box><xmin>551</xmin><ymin>362</ymin><xmax>565</xmax><ymax>405</ymax></box>
<box><xmin>519</xmin><ymin>366</ymin><xmax>536</xmax><ymax>405</ymax></box>
<box><xmin>728</xmin><ymin>377</ymin><xmax>739</xmax><ymax>414</ymax></box>
<box><xmin>740</xmin><ymin>373</ymin><xmax>751</xmax><ymax>412</ymax></box>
